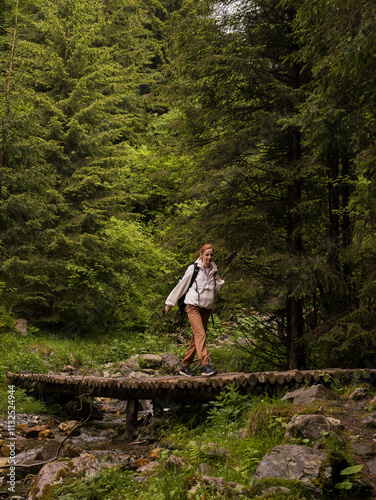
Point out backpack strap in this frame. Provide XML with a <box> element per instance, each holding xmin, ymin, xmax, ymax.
<box><xmin>178</xmin><ymin>263</ymin><xmax>200</xmax><ymax>321</ymax></box>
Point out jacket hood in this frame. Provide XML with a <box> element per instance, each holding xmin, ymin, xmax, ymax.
<box><xmin>195</xmin><ymin>257</ymin><xmax>218</xmax><ymax>277</ymax></box>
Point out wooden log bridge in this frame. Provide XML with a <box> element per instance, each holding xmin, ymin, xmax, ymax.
<box><xmin>6</xmin><ymin>368</ymin><xmax>376</xmax><ymax>437</ymax></box>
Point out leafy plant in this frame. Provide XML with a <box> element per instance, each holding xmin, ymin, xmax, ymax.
<box><xmin>335</xmin><ymin>464</ymin><xmax>363</xmax><ymax>490</ymax></box>
<box><xmin>207</xmin><ymin>384</ymin><xmax>253</xmax><ymax>431</ymax></box>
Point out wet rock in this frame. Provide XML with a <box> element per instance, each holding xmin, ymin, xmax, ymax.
<box><xmin>284</xmin><ymin>414</ymin><xmax>331</xmax><ymax>441</ymax></box>
<box><xmin>58</xmin><ymin>420</ymin><xmax>80</xmax><ymax>436</ymax></box>
<box><xmin>14</xmin><ymin>318</ymin><xmax>28</xmax><ymax>335</ymax></box>
<box><xmin>28</xmin><ymin>453</ymin><xmax>98</xmax><ymax>500</ymax></box>
<box><xmin>38</xmin><ymin>429</ymin><xmax>54</xmax><ymax>440</ymax></box>
<box><xmin>254</xmin><ymin>444</ymin><xmax>332</xmax><ymax>498</ymax></box>
<box><xmin>349</xmin><ymin>387</ymin><xmax>368</xmax><ymax>400</ymax></box>
<box><xmin>17</xmin><ymin>424</ymin><xmax>50</xmax><ymax>439</ymax></box>
<box><xmin>1</xmin><ymin>440</ymin><xmax>25</xmax><ymax>457</ymax></box>
<box><xmin>35</xmin><ymin>440</ymin><xmax>80</xmax><ymax>461</ymax></box>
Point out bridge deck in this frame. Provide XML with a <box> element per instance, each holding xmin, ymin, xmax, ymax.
<box><xmin>7</xmin><ymin>368</ymin><xmax>375</xmax><ymax>437</ymax></box>
<box><xmin>6</xmin><ymin>368</ymin><xmax>375</xmax><ymax>402</ymax></box>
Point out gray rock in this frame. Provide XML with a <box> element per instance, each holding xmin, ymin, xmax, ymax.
<box><xmin>281</xmin><ymin>387</ymin><xmax>307</xmax><ymax>402</ymax></box>
<box><xmin>367</xmin><ymin>457</ymin><xmax>376</xmax><ymax>474</ymax></box>
<box><xmin>35</xmin><ymin>439</ymin><xmax>80</xmax><ymax>461</ymax></box>
<box><xmin>196</xmin><ymin>462</ymin><xmax>212</xmax><ymax>475</ymax></box>
<box><xmin>260</xmin><ymin>486</ymin><xmax>292</xmax><ymax>497</ymax></box>
<box><xmin>290</xmin><ymin>384</ymin><xmax>340</xmax><ymax>405</ymax></box>
<box><xmin>28</xmin><ymin>453</ymin><xmax>98</xmax><ymax>499</ymax></box>
<box><xmin>14</xmin><ymin>318</ymin><xmax>28</xmax><ymax>335</ymax></box>
<box><xmin>166</xmin><ymin>454</ymin><xmax>185</xmax><ymax>469</ymax></box>
<box><xmin>351</xmin><ymin>442</ymin><xmax>374</xmax><ymax>457</ymax></box>
<box><xmin>188</xmin><ymin>475</ymin><xmax>249</xmax><ymax>498</ymax></box>
<box><xmin>139</xmin><ymin>354</ymin><xmax>163</xmax><ymax>368</ymax></box>
<box><xmin>361</xmin><ymin>412</ymin><xmax>376</xmax><ymax>427</ymax></box>
<box><xmin>120</xmin><ymin>355</ymin><xmax>140</xmax><ymax>373</ymax></box>
<box><xmin>349</xmin><ymin>387</ymin><xmax>368</xmax><ymax>400</ymax></box>
<box><xmin>284</xmin><ymin>414</ymin><xmax>331</xmax><ymax>441</ymax></box>
<box><xmin>161</xmin><ymin>353</ymin><xmax>181</xmax><ymax>371</ymax></box>
<box><xmin>254</xmin><ymin>444</ymin><xmax>332</xmax><ymax>498</ymax></box>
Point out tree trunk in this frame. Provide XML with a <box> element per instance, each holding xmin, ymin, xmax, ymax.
<box><xmin>285</xmin><ymin>61</ymin><xmax>306</xmax><ymax>370</ymax></box>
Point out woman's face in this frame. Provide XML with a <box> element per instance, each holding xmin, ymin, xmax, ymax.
<box><xmin>201</xmin><ymin>248</ymin><xmax>214</xmax><ymax>267</ymax></box>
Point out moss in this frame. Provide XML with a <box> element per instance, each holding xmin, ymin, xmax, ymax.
<box><xmin>315</xmin><ymin>449</ymin><xmax>349</xmax><ymax>499</ymax></box>
<box><xmin>251</xmin><ymin>478</ymin><xmax>313</xmax><ymax>499</ymax></box>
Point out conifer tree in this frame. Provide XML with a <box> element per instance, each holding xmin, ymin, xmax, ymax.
<box><xmin>0</xmin><ymin>0</ymin><xmax>172</xmax><ymax>328</ymax></box>
<box><xmin>161</xmin><ymin>0</ymin><xmax>312</xmax><ymax>368</ymax></box>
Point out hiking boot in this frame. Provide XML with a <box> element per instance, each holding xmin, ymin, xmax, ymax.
<box><xmin>179</xmin><ymin>365</ymin><xmax>194</xmax><ymax>377</ymax></box>
<box><xmin>201</xmin><ymin>364</ymin><xmax>217</xmax><ymax>377</ymax></box>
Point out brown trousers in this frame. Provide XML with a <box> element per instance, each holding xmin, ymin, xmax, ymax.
<box><xmin>182</xmin><ymin>305</ymin><xmax>211</xmax><ymax>366</ymax></box>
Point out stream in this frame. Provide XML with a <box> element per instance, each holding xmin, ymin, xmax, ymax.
<box><xmin>0</xmin><ymin>398</ymin><xmax>157</xmax><ymax>499</ymax></box>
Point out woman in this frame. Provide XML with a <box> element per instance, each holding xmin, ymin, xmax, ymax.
<box><xmin>165</xmin><ymin>244</ymin><xmax>224</xmax><ymax>377</ymax></box>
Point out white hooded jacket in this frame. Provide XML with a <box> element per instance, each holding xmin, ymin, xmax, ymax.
<box><xmin>165</xmin><ymin>258</ymin><xmax>224</xmax><ymax>310</ymax></box>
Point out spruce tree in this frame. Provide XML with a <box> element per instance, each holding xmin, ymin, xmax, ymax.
<box><xmin>0</xmin><ymin>0</ymin><xmax>172</xmax><ymax>329</ymax></box>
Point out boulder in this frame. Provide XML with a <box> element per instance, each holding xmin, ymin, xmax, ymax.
<box><xmin>17</xmin><ymin>424</ymin><xmax>50</xmax><ymax>439</ymax></box>
<box><xmin>138</xmin><ymin>354</ymin><xmax>163</xmax><ymax>369</ymax></box>
<box><xmin>35</xmin><ymin>440</ymin><xmax>80</xmax><ymax>461</ymax></box>
<box><xmin>28</xmin><ymin>453</ymin><xmax>98</xmax><ymax>500</ymax></box>
<box><xmin>285</xmin><ymin>384</ymin><xmax>340</xmax><ymax>405</ymax></box>
<box><xmin>120</xmin><ymin>355</ymin><xmax>140</xmax><ymax>373</ymax></box>
<box><xmin>161</xmin><ymin>353</ymin><xmax>181</xmax><ymax>372</ymax></box>
<box><xmin>254</xmin><ymin>444</ymin><xmax>332</xmax><ymax>498</ymax></box>
<box><xmin>284</xmin><ymin>414</ymin><xmax>331</xmax><ymax>441</ymax></box>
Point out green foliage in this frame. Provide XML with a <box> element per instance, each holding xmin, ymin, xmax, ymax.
<box><xmin>0</xmin><ymin>386</ymin><xmax>47</xmax><ymax>415</ymax></box>
<box><xmin>207</xmin><ymin>384</ymin><xmax>253</xmax><ymax>430</ymax></box>
<box><xmin>335</xmin><ymin>464</ymin><xmax>363</xmax><ymax>491</ymax></box>
<box><xmin>53</xmin><ymin>466</ymin><xmax>148</xmax><ymax>500</ymax></box>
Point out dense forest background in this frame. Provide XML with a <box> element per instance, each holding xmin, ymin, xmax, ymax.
<box><xmin>1</xmin><ymin>0</ymin><xmax>376</xmax><ymax>371</ymax></box>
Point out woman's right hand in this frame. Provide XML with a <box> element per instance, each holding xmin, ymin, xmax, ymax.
<box><xmin>165</xmin><ymin>305</ymin><xmax>172</xmax><ymax>315</ymax></box>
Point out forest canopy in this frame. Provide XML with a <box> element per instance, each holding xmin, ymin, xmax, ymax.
<box><xmin>1</xmin><ymin>0</ymin><xmax>376</xmax><ymax>370</ymax></box>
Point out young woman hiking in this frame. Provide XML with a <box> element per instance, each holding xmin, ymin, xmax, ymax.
<box><xmin>165</xmin><ymin>244</ymin><xmax>224</xmax><ymax>377</ymax></box>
